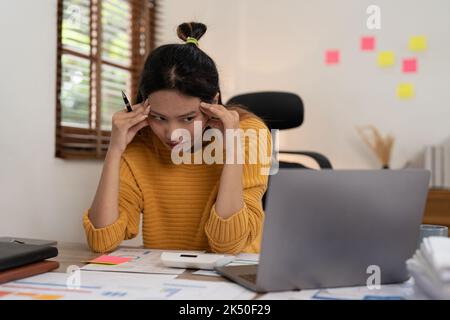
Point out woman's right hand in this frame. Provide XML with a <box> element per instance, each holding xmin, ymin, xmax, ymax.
<box><xmin>109</xmin><ymin>99</ymin><xmax>151</xmax><ymax>155</ymax></box>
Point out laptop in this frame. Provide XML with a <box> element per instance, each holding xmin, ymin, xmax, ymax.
<box><xmin>215</xmin><ymin>169</ymin><xmax>430</xmax><ymax>292</ymax></box>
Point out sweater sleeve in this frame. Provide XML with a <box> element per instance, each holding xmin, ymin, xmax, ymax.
<box><xmin>82</xmin><ymin>156</ymin><xmax>143</xmax><ymax>253</ymax></box>
<box><xmin>204</xmin><ymin>117</ymin><xmax>272</xmax><ymax>254</ymax></box>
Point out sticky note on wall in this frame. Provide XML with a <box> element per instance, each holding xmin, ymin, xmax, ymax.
<box><xmin>396</xmin><ymin>83</ymin><xmax>415</xmax><ymax>99</ymax></box>
<box><xmin>377</xmin><ymin>51</ymin><xmax>395</xmax><ymax>67</ymax></box>
<box><xmin>409</xmin><ymin>35</ymin><xmax>427</xmax><ymax>52</ymax></box>
<box><xmin>361</xmin><ymin>36</ymin><xmax>375</xmax><ymax>51</ymax></box>
<box><xmin>325</xmin><ymin>50</ymin><xmax>340</xmax><ymax>65</ymax></box>
<box><xmin>402</xmin><ymin>58</ymin><xmax>417</xmax><ymax>73</ymax></box>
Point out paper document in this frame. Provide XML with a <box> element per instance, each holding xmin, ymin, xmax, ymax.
<box><xmin>82</xmin><ymin>248</ymin><xmax>203</xmax><ymax>275</ymax></box>
<box><xmin>257</xmin><ymin>281</ymin><xmax>414</xmax><ymax>300</ymax></box>
<box><xmin>258</xmin><ymin>289</ymin><xmax>318</xmax><ymax>300</ymax></box>
<box><xmin>311</xmin><ymin>280</ymin><xmax>414</xmax><ymax>300</ymax></box>
<box><xmin>0</xmin><ymin>271</ymin><xmax>255</xmax><ymax>300</ymax></box>
<box><xmin>192</xmin><ymin>270</ymin><xmax>221</xmax><ymax>277</ymax></box>
<box><xmin>226</xmin><ymin>253</ymin><xmax>259</xmax><ymax>267</ymax></box>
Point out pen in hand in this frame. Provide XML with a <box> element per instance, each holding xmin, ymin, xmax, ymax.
<box><xmin>120</xmin><ymin>90</ymin><xmax>149</xmax><ymax>137</ymax></box>
<box><xmin>121</xmin><ymin>90</ymin><xmax>133</xmax><ymax>112</ymax></box>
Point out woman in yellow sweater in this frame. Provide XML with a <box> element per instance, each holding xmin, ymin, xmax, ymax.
<box><xmin>83</xmin><ymin>22</ymin><xmax>272</xmax><ymax>254</ymax></box>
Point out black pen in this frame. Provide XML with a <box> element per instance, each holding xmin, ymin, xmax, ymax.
<box><xmin>121</xmin><ymin>90</ymin><xmax>133</xmax><ymax>112</ymax></box>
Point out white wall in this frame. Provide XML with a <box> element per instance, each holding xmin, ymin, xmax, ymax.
<box><xmin>0</xmin><ymin>0</ymin><xmax>108</xmax><ymax>244</ymax></box>
<box><xmin>0</xmin><ymin>0</ymin><xmax>449</xmax><ymax>244</ymax></box>
<box><xmin>159</xmin><ymin>0</ymin><xmax>450</xmax><ymax>169</ymax></box>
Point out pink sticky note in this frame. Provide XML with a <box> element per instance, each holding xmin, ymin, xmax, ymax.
<box><xmin>325</xmin><ymin>50</ymin><xmax>340</xmax><ymax>65</ymax></box>
<box><xmin>361</xmin><ymin>36</ymin><xmax>375</xmax><ymax>51</ymax></box>
<box><xmin>402</xmin><ymin>58</ymin><xmax>417</xmax><ymax>73</ymax></box>
<box><xmin>89</xmin><ymin>255</ymin><xmax>132</xmax><ymax>265</ymax></box>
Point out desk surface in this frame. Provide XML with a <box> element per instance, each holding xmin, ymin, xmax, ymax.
<box><xmin>5</xmin><ymin>242</ymin><xmax>412</xmax><ymax>300</ymax></box>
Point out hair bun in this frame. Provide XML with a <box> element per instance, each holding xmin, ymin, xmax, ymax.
<box><xmin>176</xmin><ymin>22</ymin><xmax>207</xmax><ymax>43</ymax></box>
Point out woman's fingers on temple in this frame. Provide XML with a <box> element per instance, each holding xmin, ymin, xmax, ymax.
<box><xmin>130</xmin><ymin>119</ymin><xmax>149</xmax><ymax>134</ymax></box>
<box><xmin>131</xmin><ymin>102</ymin><xmax>146</xmax><ymax>112</ymax></box>
<box><xmin>201</xmin><ymin>102</ymin><xmax>238</xmax><ymax>127</ymax></box>
<box><xmin>204</xmin><ymin>102</ymin><xmax>227</xmax><ymax>113</ymax></box>
<box><xmin>199</xmin><ymin>106</ymin><xmax>217</xmax><ymax>119</ymax></box>
<box><xmin>140</xmin><ymin>99</ymin><xmax>151</xmax><ymax>112</ymax></box>
<box><xmin>127</xmin><ymin>111</ymin><xmax>149</xmax><ymax>127</ymax></box>
<box><xmin>202</xmin><ymin>110</ymin><xmax>220</xmax><ymax>121</ymax></box>
<box><xmin>140</xmin><ymin>99</ymin><xmax>150</xmax><ymax>109</ymax></box>
<box><xmin>200</xmin><ymin>104</ymin><xmax>224</xmax><ymax>120</ymax></box>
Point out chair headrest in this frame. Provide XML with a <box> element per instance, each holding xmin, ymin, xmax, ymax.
<box><xmin>226</xmin><ymin>91</ymin><xmax>304</xmax><ymax>130</ymax></box>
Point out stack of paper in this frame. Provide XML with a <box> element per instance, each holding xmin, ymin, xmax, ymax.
<box><xmin>424</xmin><ymin>145</ymin><xmax>450</xmax><ymax>189</ymax></box>
<box><xmin>405</xmin><ymin>142</ymin><xmax>450</xmax><ymax>190</ymax></box>
<box><xmin>406</xmin><ymin>237</ymin><xmax>450</xmax><ymax>299</ymax></box>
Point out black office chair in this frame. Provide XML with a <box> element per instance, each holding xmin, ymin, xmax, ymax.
<box><xmin>226</xmin><ymin>91</ymin><xmax>333</xmax><ymax>208</ymax></box>
<box><xmin>226</xmin><ymin>91</ymin><xmax>332</xmax><ymax>169</ymax></box>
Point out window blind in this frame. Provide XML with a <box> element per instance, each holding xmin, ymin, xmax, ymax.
<box><xmin>55</xmin><ymin>0</ymin><xmax>160</xmax><ymax>159</ymax></box>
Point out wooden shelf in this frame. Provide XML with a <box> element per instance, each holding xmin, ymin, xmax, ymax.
<box><xmin>423</xmin><ymin>189</ymin><xmax>450</xmax><ymax>236</ymax></box>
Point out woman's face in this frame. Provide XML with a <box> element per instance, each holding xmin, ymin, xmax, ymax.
<box><xmin>146</xmin><ymin>89</ymin><xmax>218</xmax><ymax>150</ymax></box>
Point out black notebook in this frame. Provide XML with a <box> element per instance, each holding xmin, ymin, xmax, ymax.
<box><xmin>0</xmin><ymin>242</ymin><xmax>58</xmax><ymax>272</ymax></box>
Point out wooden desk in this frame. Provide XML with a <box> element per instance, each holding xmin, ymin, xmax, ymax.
<box><xmin>423</xmin><ymin>189</ymin><xmax>450</xmax><ymax>236</ymax></box>
<box><xmin>48</xmin><ymin>242</ymin><xmax>95</xmax><ymax>273</ymax></box>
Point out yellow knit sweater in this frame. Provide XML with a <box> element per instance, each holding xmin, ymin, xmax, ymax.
<box><xmin>82</xmin><ymin>116</ymin><xmax>271</xmax><ymax>254</ymax></box>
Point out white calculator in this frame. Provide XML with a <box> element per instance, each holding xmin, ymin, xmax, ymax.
<box><xmin>160</xmin><ymin>252</ymin><xmax>235</xmax><ymax>270</ymax></box>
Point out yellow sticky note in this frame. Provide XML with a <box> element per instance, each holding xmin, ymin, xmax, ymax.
<box><xmin>409</xmin><ymin>35</ymin><xmax>427</xmax><ymax>52</ymax></box>
<box><xmin>396</xmin><ymin>83</ymin><xmax>415</xmax><ymax>99</ymax></box>
<box><xmin>377</xmin><ymin>51</ymin><xmax>395</xmax><ymax>67</ymax></box>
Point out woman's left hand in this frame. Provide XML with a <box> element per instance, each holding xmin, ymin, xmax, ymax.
<box><xmin>199</xmin><ymin>102</ymin><xmax>240</xmax><ymax>132</ymax></box>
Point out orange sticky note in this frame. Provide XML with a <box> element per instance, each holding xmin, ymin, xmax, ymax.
<box><xmin>396</xmin><ymin>83</ymin><xmax>415</xmax><ymax>99</ymax></box>
<box><xmin>361</xmin><ymin>36</ymin><xmax>375</xmax><ymax>51</ymax></box>
<box><xmin>377</xmin><ymin>51</ymin><xmax>395</xmax><ymax>67</ymax></box>
<box><xmin>87</xmin><ymin>255</ymin><xmax>132</xmax><ymax>265</ymax></box>
<box><xmin>34</xmin><ymin>294</ymin><xmax>63</xmax><ymax>300</ymax></box>
<box><xmin>402</xmin><ymin>58</ymin><xmax>417</xmax><ymax>73</ymax></box>
<box><xmin>325</xmin><ymin>50</ymin><xmax>340</xmax><ymax>65</ymax></box>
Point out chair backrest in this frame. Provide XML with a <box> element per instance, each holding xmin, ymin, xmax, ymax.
<box><xmin>227</xmin><ymin>91</ymin><xmax>311</xmax><ymax>210</ymax></box>
<box><xmin>226</xmin><ymin>91</ymin><xmax>304</xmax><ymax>130</ymax></box>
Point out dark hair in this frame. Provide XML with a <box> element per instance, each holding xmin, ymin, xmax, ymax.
<box><xmin>135</xmin><ymin>22</ymin><xmax>264</xmax><ymax>151</ymax></box>
<box><xmin>135</xmin><ymin>22</ymin><xmax>222</xmax><ymax>105</ymax></box>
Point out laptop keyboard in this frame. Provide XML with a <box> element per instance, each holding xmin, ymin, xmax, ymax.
<box><xmin>240</xmin><ymin>273</ymin><xmax>257</xmax><ymax>284</ymax></box>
